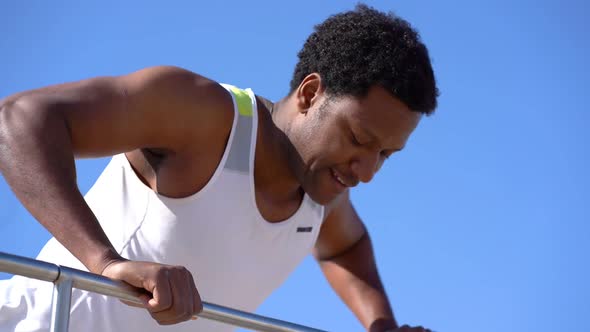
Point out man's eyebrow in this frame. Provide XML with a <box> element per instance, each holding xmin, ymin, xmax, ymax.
<box><xmin>358</xmin><ymin>124</ymin><xmax>403</xmax><ymax>151</ymax></box>
<box><xmin>358</xmin><ymin>124</ymin><xmax>379</xmax><ymax>142</ymax></box>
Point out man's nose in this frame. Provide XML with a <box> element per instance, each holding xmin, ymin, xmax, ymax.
<box><xmin>350</xmin><ymin>151</ymin><xmax>380</xmax><ymax>183</ymax></box>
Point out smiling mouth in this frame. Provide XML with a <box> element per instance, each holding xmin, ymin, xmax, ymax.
<box><xmin>331</xmin><ymin>168</ymin><xmax>348</xmax><ymax>187</ymax></box>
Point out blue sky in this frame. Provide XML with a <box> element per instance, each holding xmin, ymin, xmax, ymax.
<box><xmin>1</xmin><ymin>1</ymin><xmax>588</xmax><ymax>331</ymax></box>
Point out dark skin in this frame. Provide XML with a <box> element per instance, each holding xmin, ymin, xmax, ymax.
<box><xmin>0</xmin><ymin>66</ymin><xmax>430</xmax><ymax>331</ymax></box>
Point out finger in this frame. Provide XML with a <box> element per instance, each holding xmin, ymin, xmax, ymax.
<box><xmin>168</xmin><ymin>267</ymin><xmax>194</xmax><ymax>322</ymax></box>
<box><xmin>138</xmin><ymin>292</ymin><xmax>151</xmax><ymax>307</ymax></box>
<box><xmin>120</xmin><ymin>298</ymin><xmax>146</xmax><ymax>308</ymax></box>
<box><xmin>153</xmin><ymin>267</ymin><xmax>193</xmax><ymax>325</ymax></box>
<box><xmin>147</xmin><ymin>270</ymin><xmax>173</xmax><ymax>313</ymax></box>
<box><xmin>153</xmin><ymin>315</ymin><xmax>181</xmax><ymax>326</ymax></box>
<box><xmin>121</xmin><ymin>291</ymin><xmax>151</xmax><ymax>308</ymax></box>
<box><xmin>187</xmin><ymin>270</ymin><xmax>203</xmax><ymax>317</ymax></box>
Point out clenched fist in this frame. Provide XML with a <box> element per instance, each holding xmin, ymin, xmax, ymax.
<box><xmin>101</xmin><ymin>259</ymin><xmax>202</xmax><ymax>325</ymax></box>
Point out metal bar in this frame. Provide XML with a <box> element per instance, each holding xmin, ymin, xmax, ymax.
<box><xmin>50</xmin><ymin>275</ymin><xmax>73</xmax><ymax>332</ymax></box>
<box><xmin>0</xmin><ymin>251</ymin><xmax>59</xmax><ymax>282</ymax></box>
<box><xmin>200</xmin><ymin>302</ymin><xmax>324</xmax><ymax>332</ymax></box>
<box><xmin>0</xmin><ymin>251</ymin><xmax>328</xmax><ymax>332</ymax></box>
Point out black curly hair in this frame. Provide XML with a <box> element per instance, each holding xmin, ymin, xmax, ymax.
<box><xmin>290</xmin><ymin>4</ymin><xmax>439</xmax><ymax>115</ymax></box>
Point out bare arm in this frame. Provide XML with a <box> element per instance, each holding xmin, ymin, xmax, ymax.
<box><xmin>314</xmin><ymin>190</ymin><xmax>397</xmax><ymax>332</ymax></box>
<box><xmin>0</xmin><ymin>66</ymin><xmax>233</xmax><ymax>324</ymax></box>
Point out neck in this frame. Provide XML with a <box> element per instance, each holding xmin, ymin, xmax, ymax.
<box><xmin>255</xmin><ymin>96</ymin><xmax>305</xmax><ymax>202</ymax></box>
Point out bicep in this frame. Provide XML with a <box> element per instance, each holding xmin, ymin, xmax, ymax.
<box><xmin>13</xmin><ymin>66</ymin><xmax>233</xmax><ymax>158</ymax></box>
<box><xmin>313</xmin><ymin>190</ymin><xmax>367</xmax><ymax>261</ymax></box>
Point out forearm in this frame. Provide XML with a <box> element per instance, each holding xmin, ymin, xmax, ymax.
<box><xmin>318</xmin><ymin>232</ymin><xmax>397</xmax><ymax>331</ymax></box>
<box><xmin>0</xmin><ymin>98</ymin><xmax>121</xmax><ymax>273</ymax></box>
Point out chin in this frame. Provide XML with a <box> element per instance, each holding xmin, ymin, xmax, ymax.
<box><xmin>302</xmin><ymin>172</ymin><xmax>343</xmax><ymax>206</ymax></box>
<box><xmin>305</xmin><ymin>187</ymin><xmax>339</xmax><ymax>206</ymax></box>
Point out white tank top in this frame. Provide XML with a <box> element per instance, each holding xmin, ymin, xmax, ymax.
<box><xmin>0</xmin><ymin>84</ymin><xmax>325</xmax><ymax>332</ymax></box>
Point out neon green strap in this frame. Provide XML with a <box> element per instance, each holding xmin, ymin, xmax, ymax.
<box><xmin>228</xmin><ymin>86</ymin><xmax>253</xmax><ymax>117</ymax></box>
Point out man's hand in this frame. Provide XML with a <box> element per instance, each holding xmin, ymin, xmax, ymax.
<box><xmin>101</xmin><ymin>259</ymin><xmax>202</xmax><ymax>325</ymax></box>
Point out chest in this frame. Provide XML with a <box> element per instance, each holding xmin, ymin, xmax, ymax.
<box><xmin>126</xmin><ymin>148</ymin><xmax>303</xmax><ymax>222</ymax></box>
<box><xmin>121</xmin><ymin>169</ymin><xmax>323</xmax><ymax>307</ymax></box>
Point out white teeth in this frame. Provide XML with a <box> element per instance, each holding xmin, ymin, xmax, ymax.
<box><xmin>332</xmin><ymin>169</ymin><xmax>346</xmax><ymax>186</ymax></box>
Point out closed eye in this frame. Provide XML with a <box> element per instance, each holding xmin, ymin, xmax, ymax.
<box><xmin>350</xmin><ymin>131</ymin><xmax>363</xmax><ymax>146</ymax></box>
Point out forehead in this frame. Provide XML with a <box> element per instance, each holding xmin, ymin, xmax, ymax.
<box><xmin>330</xmin><ymin>86</ymin><xmax>421</xmax><ymax>147</ymax></box>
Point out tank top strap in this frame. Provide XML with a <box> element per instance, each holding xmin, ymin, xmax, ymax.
<box><xmin>219</xmin><ymin>83</ymin><xmax>258</xmax><ymax>174</ymax></box>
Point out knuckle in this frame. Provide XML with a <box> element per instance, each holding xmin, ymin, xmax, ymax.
<box><xmin>158</xmin><ymin>315</ymin><xmax>179</xmax><ymax>326</ymax></box>
<box><xmin>172</xmin><ymin>307</ymin><xmax>191</xmax><ymax>322</ymax></box>
<box><xmin>177</xmin><ymin>266</ymin><xmax>191</xmax><ymax>277</ymax></box>
<box><xmin>151</xmin><ymin>313</ymin><xmax>167</xmax><ymax>325</ymax></box>
<box><xmin>155</xmin><ymin>269</ymin><xmax>169</xmax><ymax>281</ymax></box>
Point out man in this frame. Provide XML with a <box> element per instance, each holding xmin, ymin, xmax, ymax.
<box><xmin>0</xmin><ymin>4</ymin><xmax>438</xmax><ymax>332</ymax></box>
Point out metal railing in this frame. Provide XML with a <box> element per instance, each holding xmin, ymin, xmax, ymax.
<box><xmin>0</xmin><ymin>251</ymin><xmax>328</xmax><ymax>332</ymax></box>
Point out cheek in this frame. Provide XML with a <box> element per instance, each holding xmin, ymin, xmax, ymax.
<box><xmin>293</xmin><ymin>115</ymin><xmax>351</xmax><ymax>169</ymax></box>
<box><xmin>310</xmin><ymin>138</ymin><xmax>352</xmax><ymax>171</ymax></box>
<box><xmin>296</xmin><ymin>125</ymin><xmax>320</xmax><ymax>157</ymax></box>
<box><xmin>293</xmin><ymin>118</ymin><xmax>328</xmax><ymax>157</ymax></box>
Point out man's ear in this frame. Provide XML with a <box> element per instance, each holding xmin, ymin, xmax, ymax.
<box><xmin>295</xmin><ymin>73</ymin><xmax>324</xmax><ymax>114</ymax></box>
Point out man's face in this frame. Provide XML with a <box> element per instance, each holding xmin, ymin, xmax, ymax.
<box><xmin>290</xmin><ymin>85</ymin><xmax>421</xmax><ymax>205</ymax></box>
